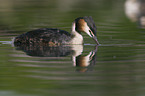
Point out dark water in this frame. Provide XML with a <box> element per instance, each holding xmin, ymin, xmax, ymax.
<box><xmin>0</xmin><ymin>0</ymin><xmax>145</xmax><ymax>96</ymax></box>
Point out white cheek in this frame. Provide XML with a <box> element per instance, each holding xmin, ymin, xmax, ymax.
<box><xmin>83</xmin><ymin>25</ymin><xmax>92</xmax><ymax>37</ymax></box>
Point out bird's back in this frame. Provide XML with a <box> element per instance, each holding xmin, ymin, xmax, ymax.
<box><xmin>14</xmin><ymin>28</ymin><xmax>71</xmax><ymax>45</ymax></box>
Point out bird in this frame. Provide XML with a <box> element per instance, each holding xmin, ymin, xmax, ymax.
<box><xmin>14</xmin><ymin>16</ymin><xmax>99</xmax><ymax>46</ymax></box>
<box><xmin>125</xmin><ymin>0</ymin><xmax>145</xmax><ymax>28</ymax></box>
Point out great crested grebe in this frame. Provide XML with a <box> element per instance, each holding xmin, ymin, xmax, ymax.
<box><xmin>125</xmin><ymin>0</ymin><xmax>145</xmax><ymax>28</ymax></box>
<box><xmin>14</xmin><ymin>16</ymin><xmax>99</xmax><ymax>45</ymax></box>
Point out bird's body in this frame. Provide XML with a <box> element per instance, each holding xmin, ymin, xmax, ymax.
<box><xmin>14</xmin><ymin>16</ymin><xmax>99</xmax><ymax>46</ymax></box>
<box><xmin>14</xmin><ymin>28</ymin><xmax>72</xmax><ymax>45</ymax></box>
<box><xmin>125</xmin><ymin>0</ymin><xmax>145</xmax><ymax>28</ymax></box>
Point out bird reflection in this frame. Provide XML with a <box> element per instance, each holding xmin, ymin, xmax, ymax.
<box><xmin>14</xmin><ymin>44</ymin><xmax>98</xmax><ymax>72</ymax></box>
<box><xmin>14</xmin><ymin>44</ymin><xmax>72</xmax><ymax>57</ymax></box>
<box><xmin>125</xmin><ymin>0</ymin><xmax>145</xmax><ymax>28</ymax></box>
<box><xmin>71</xmin><ymin>45</ymin><xmax>97</xmax><ymax>72</ymax></box>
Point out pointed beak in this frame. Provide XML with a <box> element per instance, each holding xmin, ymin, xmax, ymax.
<box><xmin>88</xmin><ymin>30</ymin><xmax>99</xmax><ymax>45</ymax></box>
<box><xmin>92</xmin><ymin>36</ymin><xmax>99</xmax><ymax>45</ymax></box>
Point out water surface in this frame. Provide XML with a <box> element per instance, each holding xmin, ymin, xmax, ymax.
<box><xmin>0</xmin><ymin>0</ymin><xmax>145</xmax><ymax>96</ymax></box>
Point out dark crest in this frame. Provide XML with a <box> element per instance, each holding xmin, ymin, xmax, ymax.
<box><xmin>83</xmin><ymin>16</ymin><xmax>97</xmax><ymax>35</ymax></box>
<box><xmin>75</xmin><ymin>16</ymin><xmax>97</xmax><ymax>36</ymax></box>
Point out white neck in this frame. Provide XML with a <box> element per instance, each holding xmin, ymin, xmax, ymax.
<box><xmin>70</xmin><ymin>22</ymin><xmax>83</xmax><ymax>44</ymax></box>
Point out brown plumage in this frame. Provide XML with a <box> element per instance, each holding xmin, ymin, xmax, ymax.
<box><xmin>14</xmin><ymin>16</ymin><xmax>99</xmax><ymax>46</ymax></box>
